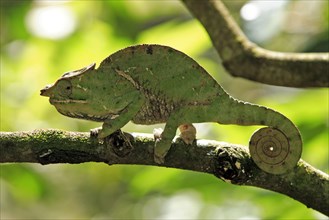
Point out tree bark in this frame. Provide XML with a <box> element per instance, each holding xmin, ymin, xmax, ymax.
<box><xmin>182</xmin><ymin>0</ymin><xmax>329</xmax><ymax>88</ymax></box>
<box><xmin>1</xmin><ymin>130</ymin><xmax>328</xmax><ymax>216</ymax></box>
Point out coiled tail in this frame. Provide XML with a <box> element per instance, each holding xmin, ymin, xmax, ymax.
<box><xmin>218</xmin><ymin>97</ymin><xmax>302</xmax><ymax>174</ymax></box>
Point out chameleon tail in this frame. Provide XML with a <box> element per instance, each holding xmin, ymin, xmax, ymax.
<box><xmin>218</xmin><ymin>97</ymin><xmax>302</xmax><ymax>175</ymax></box>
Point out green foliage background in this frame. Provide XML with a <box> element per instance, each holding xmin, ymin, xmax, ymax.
<box><xmin>1</xmin><ymin>1</ymin><xmax>328</xmax><ymax>219</ymax></box>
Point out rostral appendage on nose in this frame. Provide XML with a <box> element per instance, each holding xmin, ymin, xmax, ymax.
<box><xmin>40</xmin><ymin>84</ymin><xmax>52</xmax><ymax>96</ymax></box>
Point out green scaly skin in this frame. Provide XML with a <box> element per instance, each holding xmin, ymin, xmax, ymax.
<box><xmin>40</xmin><ymin>44</ymin><xmax>302</xmax><ymax>174</ymax></box>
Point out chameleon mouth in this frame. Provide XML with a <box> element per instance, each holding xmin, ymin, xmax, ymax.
<box><xmin>56</xmin><ymin>108</ymin><xmax>110</xmax><ymax>122</ymax></box>
<box><xmin>50</xmin><ymin>99</ymin><xmax>88</xmax><ymax>104</ymax></box>
<box><xmin>59</xmin><ymin>111</ymin><xmax>109</xmax><ymax>121</ymax></box>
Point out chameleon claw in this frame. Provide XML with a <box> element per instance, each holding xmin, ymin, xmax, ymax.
<box><xmin>154</xmin><ymin>152</ymin><xmax>165</xmax><ymax>164</ymax></box>
<box><xmin>90</xmin><ymin>127</ymin><xmax>102</xmax><ymax>137</ymax></box>
<box><xmin>153</xmin><ymin>128</ymin><xmax>163</xmax><ymax>141</ymax></box>
<box><xmin>90</xmin><ymin>127</ymin><xmax>108</xmax><ymax>140</ymax></box>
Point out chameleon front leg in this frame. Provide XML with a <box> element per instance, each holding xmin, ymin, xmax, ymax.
<box><xmin>92</xmin><ymin>116</ymin><xmax>128</xmax><ymax>139</ymax></box>
<box><xmin>91</xmin><ymin>102</ymin><xmax>142</xmax><ymax>139</ymax></box>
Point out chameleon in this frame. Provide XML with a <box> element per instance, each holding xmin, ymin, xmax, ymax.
<box><xmin>40</xmin><ymin>44</ymin><xmax>302</xmax><ymax>175</ymax></box>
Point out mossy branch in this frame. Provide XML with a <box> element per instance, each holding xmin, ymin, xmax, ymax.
<box><xmin>182</xmin><ymin>0</ymin><xmax>329</xmax><ymax>88</ymax></box>
<box><xmin>0</xmin><ymin>130</ymin><xmax>328</xmax><ymax>216</ymax></box>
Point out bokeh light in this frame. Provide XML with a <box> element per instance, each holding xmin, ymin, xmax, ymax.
<box><xmin>26</xmin><ymin>5</ymin><xmax>76</xmax><ymax>40</ymax></box>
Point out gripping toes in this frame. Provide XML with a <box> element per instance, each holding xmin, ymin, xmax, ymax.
<box><xmin>90</xmin><ymin>127</ymin><xmax>102</xmax><ymax>137</ymax></box>
<box><xmin>178</xmin><ymin>123</ymin><xmax>196</xmax><ymax>145</ymax></box>
<box><xmin>153</xmin><ymin>128</ymin><xmax>172</xmax><ymax>164</ymax></box>
<box><xmin>90</xmin><ymin>127</ymin><xmax>108</xmax><ymax>139</ymax></box>
<box><xmin>154</xmin><ymin>140</ymin><xmax>171</xmax><ymax>164</ymax></box>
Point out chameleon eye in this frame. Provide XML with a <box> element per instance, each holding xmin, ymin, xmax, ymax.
<box><xmin>57</xmin><ymin>79</ymin><xmax>72</xmax><ymax>97</ymax></box>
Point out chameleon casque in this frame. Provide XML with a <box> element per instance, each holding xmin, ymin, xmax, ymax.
<box><xmin>40</xmin><ymin>44</ymin><xmax>302</xmax><ymax>174</ymax></box>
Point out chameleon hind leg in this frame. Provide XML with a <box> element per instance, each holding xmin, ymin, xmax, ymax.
<box><xmin>153</xmin><ymin>123</ymin><xmax>197</xmax><ymax>164</ymax></box>
<box><xmin>153</xmin><ymin>107</ymin><xmax>194</xmax><ymax>164</ymax></box>
<box><xmin>153</xmin><ymin>105</ymin><xmax>206</xmax><ymax>164</ymax></box>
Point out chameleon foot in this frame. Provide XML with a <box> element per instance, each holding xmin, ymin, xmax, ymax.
<box><xmin>178</xmin><ymin>123</ymin><xmax>196</xmax><ymax>145</ymax></box>
<box><xmin>90</xmin><ymin>127</ymin><xmax>112</xmax><ymax>139</ymax></box>
<box><xmin>153</xmin><ymin>128</ymin><xmax>170</xmax><ymax>164</ymax></box>
<box><xmin>90</xmin><ymin>127</ymin><xmax>102</xmax><ymax>138</ymax></box>
<box><xmin>154</xmin><ymin>143</ymin><xmax>166</xmax><ymax>164</ymax></box>
<box><xmin>249</xmin><ymin>127</ymin><xmax>302</xmax><ymax>175</ymax></box>
<box><xmin>153</xmin><ymin>128</ymin><xmax>163</xmax><ymax>141</ymax></box>
<box><xmin>154</xmin><ymin>140</ymin><xmax>172</xmax><ymax>164</ymax></box>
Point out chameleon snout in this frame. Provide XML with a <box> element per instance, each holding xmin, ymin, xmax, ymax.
<box><xmin>40</xmin><ymin>84</ymin><xmax>53</xmax><ymax>97</ymax></box>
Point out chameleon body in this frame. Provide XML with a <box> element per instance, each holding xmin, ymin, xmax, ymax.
<box><xmin>40</xmin><ymin>44</ymin><xmax>302</xmax><ymax>174</ymax></box>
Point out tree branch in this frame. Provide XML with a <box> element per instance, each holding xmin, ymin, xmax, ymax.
<box><xmin>182</xmin><ymin>0</ymin><xmax>329</xmax><ymax>88</ymax></box>
<box><xmin>0</xmin><ymin>130</ymin><xmax>328</xmax><ymax>216</ymax></box>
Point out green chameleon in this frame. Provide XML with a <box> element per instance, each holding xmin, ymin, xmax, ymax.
<box><xmin>40</xmin><ymin>44</ymin><xmax>302</xmax><ymax>175</ymax></box>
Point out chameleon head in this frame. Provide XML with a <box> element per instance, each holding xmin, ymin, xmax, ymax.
<box><xmin>40</xmin><ymin>63</ymin><xmax>107</xmax><ymax>121</ymax></box>
<box><xmin>41</xmin><ymin>62</ymin><xmax>141</xmax><ymax>122</ymax></box>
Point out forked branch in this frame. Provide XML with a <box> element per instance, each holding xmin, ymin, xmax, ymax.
<box><xmin>182</xmin><ymin>0</ymin><xmax>329</xmax><ymax>87</ymax></box>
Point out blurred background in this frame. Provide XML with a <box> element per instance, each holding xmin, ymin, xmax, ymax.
<box><xmin>0</xmin><ymin>0</ymin><xmax>328</xmax><ymax>219</ymax></box>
